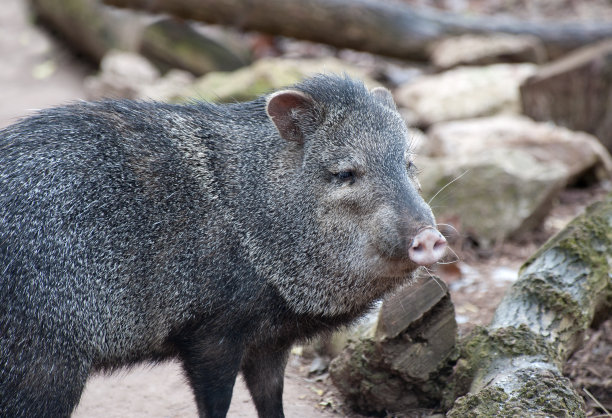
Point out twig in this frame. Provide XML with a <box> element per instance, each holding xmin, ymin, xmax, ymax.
<box><xmin>583</xmin><ymin>387</ymin><xmax>612</xmax><ymax>418</ymax></box>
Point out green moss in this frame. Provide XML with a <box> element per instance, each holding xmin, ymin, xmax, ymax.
<box><xmin>522</xmin><ymin>198</ymin><xmax>612</xmax><ymax>285</ymax></box>
<box><xmin>141</xmin><ymin>20</ymin><xmax>248</xmax><ymax>76</ymax></box>
<box><xmin>511</xmin><ymin>274</ymin><xmax>589</xmax><ymax>338</ymax></box>
<box><xmin>449</xmin><ymin>369</ymin><xmax>585</xmax><ymax>417</ymax></box>
<box><xmin>510</xmin><ymin>196</ymin><xmax>612</xmax><ymax>360</ymax></box>
<box><xmin>511</xmin><ymin>370</ymin><xmax>585</xmax><ymax>416</ymax></box>
<box><xmin>462</xmin><ymin>325</ymin><xmax>554</xmax><ymax>363</ymax></box>
<box><xmin>447</xmin><ymin>387</ymin><xmax>508</xmax><ymax>417</ymax></box>
<box><xmin>449</xmin><ymin>325</ymin><xmax>556</xmax><ymax>399</ymax></box>
<box><xmin>446</xmin><ymin>197</ymin><xmax>612</xmax><ymax>416</ymax></box>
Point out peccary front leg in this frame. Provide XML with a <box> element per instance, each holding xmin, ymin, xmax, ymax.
<box><xmin>241</xmin><ymin>346</ymin><xmax>289</xmax><ymax>418</ymax></box>
<box><xmin>0</xmin><ymin>348</ymin><xmax>89</xmax><ymax>418</ymax></box>
<box><xmin>179</xmin><ymin>337</ymin><xmax>244</xmax><ymax>418</ymax></box>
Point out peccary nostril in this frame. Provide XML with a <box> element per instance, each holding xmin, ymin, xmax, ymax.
<box><xmin>408</xmin><ymin>228</ymin><xmax>447</xmax><ymax>266</ymax></box>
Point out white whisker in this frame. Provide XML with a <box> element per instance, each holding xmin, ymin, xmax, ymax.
<box><xmin>422</xmin><ymin>267</ymin><xmax>447</xmax><ymax>293</ymax></box>
<box><xmin>437</xmin><ymin>223</ymin><xmax>459</xmax><ymax>236</ymax></box>
<box><xmin>428</xmin><ymin>170</ymin><xmax>469</xmax><ymax>206</ymax></box>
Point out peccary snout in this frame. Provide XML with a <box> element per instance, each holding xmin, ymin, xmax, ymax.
<box><xmin>408</xmin><ymin>228</ymin><xmax>447</xmax><ymax>266</ymax></box>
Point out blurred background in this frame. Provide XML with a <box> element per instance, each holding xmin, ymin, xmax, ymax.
<box><xmin>2</xmin><ymin>0</ymin><xmax>612</xmax><ymax>416</ymax></box>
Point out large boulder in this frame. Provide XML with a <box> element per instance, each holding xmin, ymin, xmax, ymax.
<box><xmin>416</xmin><ymin>115</ymin><xmax>612</xmax><ymax>246</ymax></box>
<box><xmin>418</xmin><ymin>151</ymin><xmax>567</xmax><ymax>247</ymax></box>
<box><xmin>521</xmin><ymin>39</ymin><xmax>612</xmax><ymax>153</ymax></box>
<box><xmin>423</xmin><ymin>115</ymin><xmax>612</xmax><ymax>185</ymax></box>
<box><xmin>395</xmin><ymin>64</ymin><xmax>537</xmax><ymax>128</ymax></box>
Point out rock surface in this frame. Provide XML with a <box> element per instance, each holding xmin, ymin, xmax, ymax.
<box><xmin>419</xmin><ymin>150</ymin><xmax>567</xmax><ymax>246</ymax></box>
<box><xmin>417</xmin><ymin>115</ymin><xmax>612</xmax><ymax>245</ymax></box>
<box><xmin>395</xmin><ymin>63</ymin><xmax>537</xmax><ymax>128</ymax></box>
<box><xmin>424</xmin><ymin>115</ymin><xmax>612</xmax><ymax>184</ymax></box>
<box><xmin>429</xmin><ymin>34</ymin><xmax>546</xmax><ymax>70</ymax></box>
<box><xmin>175</xmin><ymin>56</ymin><xmax>379</xmax><ymax>103</ymax></box>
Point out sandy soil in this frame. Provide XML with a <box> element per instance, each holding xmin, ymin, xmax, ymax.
<box><xmin>72</xmin><ymin>359</ymin><xmax>338</xmax><ymax>417</ymax></box>
<box><xmin>2</xmin><ymin>0</ymin><xmax>611</xmax><ymax>416</ymax></box>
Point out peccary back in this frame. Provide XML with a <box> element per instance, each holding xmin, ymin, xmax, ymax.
<box><xmin>0</xmin><ymin>74</ymin><xmax>446</xmax><ymax>417</ymax></box>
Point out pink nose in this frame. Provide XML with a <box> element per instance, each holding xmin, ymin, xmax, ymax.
<box><xmin>408</xmin><ymin>228</ymin><xmax>447</xmax><ymax>266</ymax></box>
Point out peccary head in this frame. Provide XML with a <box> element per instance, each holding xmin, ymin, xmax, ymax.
<box><xmin>243</xmin><ymin>75</ymin><xmax>445</xmax><ymax>317</ymax></box>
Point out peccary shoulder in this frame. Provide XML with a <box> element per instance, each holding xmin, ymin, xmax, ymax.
<box><xmin>0</xmin><ymin>74</ymin><xmax>446</xmax><ymax>417</ymax></box>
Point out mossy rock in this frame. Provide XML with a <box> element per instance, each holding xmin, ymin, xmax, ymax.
<box><xmin>418</xmin><ymin>149</ymin><xmax>568</xmax><ymax>247</ymax></box>
<box><xmin>173</xmin><ymin>57</ymin><xmax>379</xmax><ymax>103</ymax></box>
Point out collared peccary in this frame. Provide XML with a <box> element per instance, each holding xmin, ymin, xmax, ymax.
<box><xmin>0</xmin><ymin>74</ymin><xmax>446</xmax><ymax>417</ymax></box>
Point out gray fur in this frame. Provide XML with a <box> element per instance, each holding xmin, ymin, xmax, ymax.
<box><xmin>0</xmin><ymin>74</ymin><xmax>439</xmax><ymax>417</ymax></box>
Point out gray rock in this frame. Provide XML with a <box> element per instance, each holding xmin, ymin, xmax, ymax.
<box><xmin>395</xmin><ymin>64</ymin><xmax>537</xmax><ymax>128</ymax></box>
<box><xmin>425</xmin><ymin>115</ymin><xmax>612</xmax><ymax>184</ymax></box>
<box><xmin>417</xmin><ymin>115</ymin><xmax>612</xmax><ymax>245</ymax></box>
<box><xmin>419</xmin><ymin>150</ymin><xmax>568</xmax><ymax>246</ymax></box>
<box><xmin>84</xmin><ymin>50</ymin><xmax>194</xmax><ymax>100</ymax></box>
<box><xmin>84</xmin><ymin>50</ymin><xmax>160</xmax><ymax>99</ymax></box>
<box><xmin>429</xmin><ymin>34</ymin><xmax>546</xmax><ymax>70</ymax></box>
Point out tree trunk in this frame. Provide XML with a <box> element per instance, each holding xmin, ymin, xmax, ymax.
<box><xmin>521</xmin><ymin>39</ymin><xmax>612</xmax><ymax>153</ymax></box>
<box><xmin>448</xmin><ymin>195</ymin><xmax>612</xmax><ymax>417</ymax></box>
<box><xmin>103</xmin><ymin>0</ymin><xmax>612</xmax><ymax>60</ymax></box>
<box><xmin>329</xmin><ymin>275</ymin><xmax>459</xmax><ymax>415</ymax></box>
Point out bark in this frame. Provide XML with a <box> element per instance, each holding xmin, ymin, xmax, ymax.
<box><xmin>448</xmin><ymin>195</ymin><xmax>612</xmax><ymax>417</ymax></box>
<box><xmin>103</xmin><ymin>0</ymin><xmax>612</xmax><ymax>60</ymax></box>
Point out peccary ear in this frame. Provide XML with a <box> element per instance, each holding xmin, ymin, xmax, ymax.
<box><xmin>266</xmin><ymin>90</ymin><xmax>317</xmax><ymax>144</ymax></box>
<box><xmin>371</xmin><ymin>86</ymin><xmax>397</xmax><ymax>110</ymax></box>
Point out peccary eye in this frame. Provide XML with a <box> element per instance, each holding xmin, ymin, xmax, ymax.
<box><xmin>334</xmin><ymin>170</ymin><xmax>355</xmax><ymax>184</ymax></box>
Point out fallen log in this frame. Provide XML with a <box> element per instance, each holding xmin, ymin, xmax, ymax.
<box><xmin>30</xmin><ymin>0</ymin><xmax>146</xmax><ymax>62</ymax></box>
<box><xmin>329</xmin><ymin>274</ymin><xmax>458</xmax><ymax>415</ymax></box>
<box><xmin>448</xmin><ymin>195</ymin><xmax>612</xmax><ymax>416</ymax></box>
<box><xmin>29</xmin><ymin>0</ymin><xmax>251</xmax><ymax>73</ymax></box>
<box><xmin>103</xmin><ymin>0</ymin><xmax>612</xmax><ymax>60</ymax></box>
<box><xmin>139</xmin><ymin>18</ymin><xmax>250</xmax><ymax>75</ymax></box>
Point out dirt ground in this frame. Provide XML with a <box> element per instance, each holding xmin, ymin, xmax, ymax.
<box><xmin>2</xmin><ymin>0</ymin><xmax>611</xmax><ymax>416</ymax></box>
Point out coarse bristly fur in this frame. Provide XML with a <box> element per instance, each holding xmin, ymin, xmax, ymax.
<box><xmin>0</xmin><ymin>74</ymin><xmax>440</xmax><ymax>417</ymax></box>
